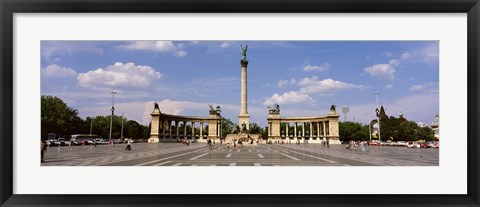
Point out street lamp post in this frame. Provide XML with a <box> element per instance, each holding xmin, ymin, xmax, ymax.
<box><xmin>374</xmin><ymin>92</ymin><xmax>381</xmax><ymax>142</ymax></box>
<box><xmin>109</xmin><ymin>91</ymin><xmax>117</xmax><ymax>145</ymax></box>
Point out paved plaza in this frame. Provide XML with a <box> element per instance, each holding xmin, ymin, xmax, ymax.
<box><xmin>42</xmin><ymin>143</ymin><xmax>439</xmax><ymax>166</ymax></box>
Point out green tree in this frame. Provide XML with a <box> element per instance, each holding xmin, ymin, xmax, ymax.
<box><xmin>41</xmin><ymin>95</ymin><xmax>83</xmax><ymax>138</ymax></box>
<box><xmin>221</xmin><ymin>117</ymin><xmax>237</xmax><ymax>137</ymax></box>
<box><xmin>339</xmin><ymin>121</ymin><xmax>367</xmax><ymax>141</ymax></box>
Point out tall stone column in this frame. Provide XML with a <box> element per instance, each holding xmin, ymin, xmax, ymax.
<box><xmin>200</xmin><ymin>122</ymin><xmax>203</xmax><ymax>138</ymax></box>
<box><xmin>238</xmin><ymin>58</ymin><xmax>250</xmax><ymax>131</ymax></box>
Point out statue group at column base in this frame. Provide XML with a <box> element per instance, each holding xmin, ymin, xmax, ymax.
<box><xmin>225</xmin><ymin>133</ymin><xmax>261</xmax><ymax>146</ymax></box>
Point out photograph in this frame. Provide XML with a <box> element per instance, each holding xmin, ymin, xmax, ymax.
<box><xmin>41</xmin><ymin>40</ymin><xmax>440</xmax><ymax>166</ymax></box>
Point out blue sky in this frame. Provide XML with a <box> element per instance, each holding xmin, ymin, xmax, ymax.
<box><xmin>41</xmin><ymin>41</ymin><xmax>439</xmax><ymax>127</ymax></box>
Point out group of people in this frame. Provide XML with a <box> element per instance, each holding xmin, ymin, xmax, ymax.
<box><xmin>345</xmin><ymin>140</ymin><xmax>365</xmax><ymax>152</ymax></box>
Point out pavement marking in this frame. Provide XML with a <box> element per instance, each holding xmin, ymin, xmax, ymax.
<box><xmin>229</xmin><ymin>163</ymin><xmax>236</xmax><ymax>166</ymax></box>
<box><xmin>134</xmin><ymin>151</ymin><xmax>196</xmax><ymax>166</ymax></box>
<box><xmin>258</xmin><ymin>154</ymin><xmax>264</xmax><ymax>158</ymax></box>
<box><xmin>95</xmin><ymin>147</ymin><xmax>206</xmax><ymax>166</ymax></box>
<box><xmin>154</xmin><ymin>161</ymin><xmax>172</xmax><ymax>166</ymax></box>
<box><xmin>280</xmin><ymin>149</ymin><xmax>337</xmax><ymax>163</ymax></box>
<box><xmin>254</xmin><ymin>163</ymin><xmax>261</xmax><ymax>166</ymax></box>
<box><xmin>280</xmin><ymin>153</ymin><xmax>300</xmax><ymax>161</ymax></box>
<box><xmin>225</xmin><ymin>154</ymin><xmax>232</xmax><ymax>158</ymax></box>
<box><xmin>281</xmin><ymin>150</ymin><xmax>290</xmax><ymax>154</ymax></box>
<box><xmin>172</xmin><ymin>163</ymin><xmax>183</xmax><ymax>166</ymax></box>
<box><xmin>189</xmin><ymin>152</ymin><xmax>209</xmax><ymax>160</ymax></box>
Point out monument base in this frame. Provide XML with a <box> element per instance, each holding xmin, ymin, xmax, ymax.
<box><xmin>238</xmin><ymin>114</ymin><xmax>250</xmax><ymax>131</ymax></box>
<box><xmin>148</xmin><ymin>138</ymin><xmax>159</xmax><ymax>143</ymax></box>
<box><xmin>225</xmin><ymin>133</ymin><xmax>260</xmax><ymax>144</ymax></box>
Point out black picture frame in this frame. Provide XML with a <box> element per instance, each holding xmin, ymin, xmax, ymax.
<box><xmin>1</xmin><ymin>0</ymin><xmax>479</xmax><ymax>206</ymax></box>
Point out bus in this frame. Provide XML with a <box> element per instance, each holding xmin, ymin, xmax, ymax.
<box><xmin>70</xmin><ymin>134</ymin><xmax>98</xmax><ymax>145</ymax></box>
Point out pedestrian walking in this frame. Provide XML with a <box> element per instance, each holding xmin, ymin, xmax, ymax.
<box><xmin>207</xmin><ymin>139</ymin><xmax>212</xmax><ymax>150</ymax></box>
<box><xmin>41</xmin><ymin>140</ymin><xmax>47</xmax><ymax>163</ymax></box>
<box><xmin>68</xmin><ymin>139</ymin><xmax>73</xmax><ymax>150</ymax></box>
<box><xmin>125</xmin><ymin>139</ymin><xmax>132</xmax><ymax>151</ymax></box>
<box><xmin>327</xmin><ymin>140</ymin><xmax>330</xmax><ymax>148</ymax></box>
<box><xmin>361</xmin><ymin>141</ymin><xmax>365</xmax><ymax>152</ymax></box>
<box><xmin>227</xmin><ymin>142</ymin><xmax>230</xmax><ymax>150</ymax></box>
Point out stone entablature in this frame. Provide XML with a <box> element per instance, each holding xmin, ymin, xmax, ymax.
<box><xmin>148</xmin><ymin>103</ymin><xmax>221</xmax><ymax>143</ymax></box>
<box><xmin>267</xmin><ymin>107</ymin><xmax>340</xmax><ymax>144</ymax></box>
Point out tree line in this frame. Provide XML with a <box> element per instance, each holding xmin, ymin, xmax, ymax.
<box><xmin>339</xmin><ymin>116</ymin><xmax>437</xmax><ymax>142</ymax></box>
<box><xmin>41</xmin><ymin>95</ymin><xmax>149</xmax><ymax>139</ymax></box>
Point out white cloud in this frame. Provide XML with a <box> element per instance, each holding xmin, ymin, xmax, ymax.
<box><xmin>401</xmin><ymin>52</ymin><xmax>411</xmax><ymax>60</ymax></box>
<box><xmin>384</xmin><ymin>51</ymin><xmax>393</xmax><ymax>57</ymax></box>
<box><xmin>77</xmin><ymin>62</ymin><xmax>162</xmax><ymax>89</ymax></box>
<box><xmin>388</xmin><ymin>59</ymin><xmax>400</xmax><ymax>66</ymax></box>
<box><xmin>277</xmin><ymin>79</ymin><xmax>289</xmax><ymax>88</ymax></box>
<box><xmin>220</xmin><ymin>42</ymin><xmax>230</xmax><ymax>48</ymax></box>
<box><xmin>263</xmin><ymin>91</ymin><xmax>314</xmax><ymax>106</ymax></box>
<box><xmin>363</xmin><ymin>64</ymin><xmax>396</xmax><ymax>80</ymax></box>
<box><xmin>420</xmin><ymin>44</ymin><xmax>439</xmax><ymax>63</ymax></box>
<box><xmin>175</xmin><ymin>50</ymin><xmax>187</xmax><ymax>57</ymax></box>
<box><xmin>303</xmin><ymin>63</ymin><xmax>331</xmax><ymax>72</ymax></box>
<box><xmin>42</xmin><ymin>64</ymin><xmax>77</xmax><ymax>78</ymax></box>
<box><xmin>410</xmin><ymin>82</ymin><xmax>439</xmax><ymax>93</ymax></box>
<box><xmin>42</xmin><ymin>42</ymin><xmax>104</xmax><ymax>63</ymax></box>
<box><xmin>117</xmin><ymin>41</ymin><xmax>187</xmax><ymax>57</ymax></box>
<box><xmin>384</xmin><ymin>84</ymin><xmax>394</xmax><ymax>89</ymax></box>
<box><xmin>296</xmin><ymin>76</ymin><xmax>369</xmax><ymax>94</ymax></box>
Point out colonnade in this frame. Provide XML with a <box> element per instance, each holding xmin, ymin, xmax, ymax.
<box><xmin>268</xmin><ymin>121</ymin><xmax>330</xmax><ymax>140</ymax></box>
<box><xmin>267</xmin><ymin>112</ymin><xmax>340</xmax><ymax>144</ymax></box>
<box><xmin>148</xmin><ymin>103</ymin><xmax>221</xmax><ymax>143</ymax></box>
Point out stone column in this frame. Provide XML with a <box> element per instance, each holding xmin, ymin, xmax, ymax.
<box><xmin>302</xmin><ymin>122</ymin><xmax>305</xmax><ymax>140</ymax></box>
<box><xmin>323</xmin><ymin>121</ymin><xmax>326</xmax><ymax>141</ymax></box>
<box><xmin>184</xmin><ymin>121</ymin><xmax>187</xmax><ymax>138</ymax></box>
<box><xmin>285</xmin><ymin>122</ymin><xmax>289</xmax><ymax>138</ymax></box>
<box><xmin>238</xmin><ymin>59</ymin><xmax>250</xmax><ymax>130</ymax></box>
<box><xmin>168</xmin><ymin>120</ymin><xmax>172</xmax><ymax>136</ymax></box>
<box><xmin>176</xmin><ymin>121</ymin><xmax>179</xmax><ymax>138</ymax></box>
<box><xmin>317</xmin><ymin>122</ymin><xmax>320</xmax><ymax>138</ymax></box>
<box><xmin>162</xmin><ymin>119</ymin><xmax>166</xmax><ymax>138</ymax></box>
<box><xmin>309</xmin><ymin>122</ymin><xmax>313</xmax><ymax>139</ymax></box>
<box><xmin>191</xmin><ymin>122</ymin><xmax>195</xmax><ymax>139</ymax></box>
<box><xmin>294</xmin><ymin>122</ymin><xmax>297</xmax><ymax>139</ymax></box>
<box><xmin>200</xmin><ymin>122</ymin><xmax>203</xmax><ymax>138</ymax></box>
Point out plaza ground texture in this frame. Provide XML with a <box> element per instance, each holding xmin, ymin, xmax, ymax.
<box><xmin>42</xmin><ymin>143</ymin><xmax>439</xmax><ymax>166</ymax></box>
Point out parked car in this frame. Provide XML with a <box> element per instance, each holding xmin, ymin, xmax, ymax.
<box><xmin>57</xmin><ymin>137</ymin><xmax>72</xmax><ymax>146</ymax></box>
